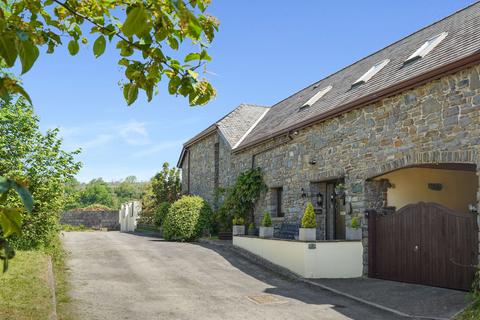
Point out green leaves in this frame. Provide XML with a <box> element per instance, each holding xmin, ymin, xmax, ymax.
<box><xmin>0</xmin><ymin>177</ymin><xmax>33</xmax><ymax>213</ymax></box>
<box><xmin>0</xmin><ymin>208</ymin><xmax>23</xmax><ymax>237</ymax></box>
<box><xmin>122</xmin><ymin>5</ymin><xmax>149</xmax><ymax>38</ymax></box>
<box><xmin>123</xmin><ymin>83</ymin><xmax>138</xmax><ymax>106</ymax></box>
<box><xmin>93</xmin><ymin>36</ymin><xmax>106</xmax><ymax>58</ymax></box>
<box><xmin>0</xmin><ymin>34</ymin><xmax>18</xmax><ymax>67</ymax></box>
<box><xmin>68</xmin><ymin>40</ymin><xmax>79</xmax><ymax>56</ymax></box>
<box><xmin>17</xmin><ymin>41</ymin><xmax>39</xmax><ymax>74</ymax></box>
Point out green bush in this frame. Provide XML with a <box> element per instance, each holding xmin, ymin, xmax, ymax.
<box><xmin>350</xmin><ymin>216</ymin><xmax>361</xmax><ymax>229</ymax></box>
<box><xmin>261</xmin><ymin>212</ymin><xmax>272</xmax><ymax>227</ymax></box>
<box><xmin>301</xmin><ymin>202</ymin><xmax>316</xmax><ymax>228</ymax></box>
<box><xmin>248</xmin><ymin>223</ymin><xmax>255</xmax><ymax>232</ymax></box>
<box><xmin>163</xmin><ymin>196</ymin><xmax>212</xmax><ymax>241</ymax></box>
<box><xmin>232</xmin><ymin>216</ymin><xmax>244</xmax><ymax>225</ymax></box>
<box><xmin>154</xmin><ymin>202</ymin><xmax>170</xmax><ymax>227</ymax></box>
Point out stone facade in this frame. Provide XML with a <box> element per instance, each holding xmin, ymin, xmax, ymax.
<box><xmin>182</xmin><ymin>64</ymin><xmax>480</xmax><ymax>273</ymax></box>
<box><xmin>60</xmin><ymin>210</ymin><xmax>119</xmax><ymax>229</ymax></box>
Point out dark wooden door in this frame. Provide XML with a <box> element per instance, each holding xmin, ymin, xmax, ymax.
<box><xmin>369</xmin><ymin>202</ymin><xmax>478</xmax><ymax>291</ymax></box>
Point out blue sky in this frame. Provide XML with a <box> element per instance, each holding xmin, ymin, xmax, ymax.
<box><xmin>21</xmin><ymin>0</ymin><xmax>475</xmax><ymax>182</ymax></box>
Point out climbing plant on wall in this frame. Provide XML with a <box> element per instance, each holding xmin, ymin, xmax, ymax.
<box><xmin>216</xmin><ymin>168</ymin><xmax>267</xmax><ymax>230</ymax></box>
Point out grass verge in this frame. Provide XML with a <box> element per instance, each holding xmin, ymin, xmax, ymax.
<box><xmin>0</xmin><ymin>233</ymin><xmax>75</xmax><ymax>320</ymax></box>
<box><xmin>0</xmin><ymin>251</ymin><xmax>53</xmax><ymax>320</ymax></box>
<box><xmin>456</xmin><ymin>300</ymin><xmax>479</xmax><ymax>320</ymax></box>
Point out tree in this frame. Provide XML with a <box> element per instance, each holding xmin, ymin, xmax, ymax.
<box><xmin>78</xmin><ymin>178</ymin><xmax>116</xmax><ymax>209</ymax></box>
<box><xmin>0</xmin><ymin>0</ymin><xmax>219</xmax><ymax>106</ymax></box>
<box><xmin>0</xmin><ymin>98</ymin><xmax>81</xmax><ymax>249</ymax></box>
<box><xmin>114</xmin><ymin>175</ymin><xmax>142</xmax><ymax>205</ymax></box>
<box><xmin>150</xmin><ymin>162</ymin><xmax>181</xmax><ymax>205</ymax></box>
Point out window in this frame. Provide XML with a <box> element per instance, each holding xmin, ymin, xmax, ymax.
<box><xmin>352</xmin><ymin>59</ymin><xmax>390</xmax><ymax>87</ymax></box>
<box><xmin>405</xmin><ymin>32</ymin><xmax>448</xmax><ymax>63</ymax></box>
<box><xmin>300</xmin><ymin>85</ymin><xmax>333</xmax><ymax>110</ymax></box>
<box><xmin>271</xmin><ymin>187</ymin><xmax>283</xmax><ymax>217</ymax></box>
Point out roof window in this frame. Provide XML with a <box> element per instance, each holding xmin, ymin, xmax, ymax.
<box><xmin>352</xmin><ymin>59</ymin><xmax>390</xmax><ymax>87</ymax></box>
<box><xmin>300</xmin><ymin>85</ymin><xmax>332</xmax><ymax>110</ymax></box>
<box><xmin>405</xmin><ymin>32</ymin><xmax>448</xmax><ymax>63</ymax></box>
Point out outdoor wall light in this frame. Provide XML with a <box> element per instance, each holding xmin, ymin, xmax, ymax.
<box><xmin>301</xmin><ymin>188</ymin><xmax>307</xmax><ymax>198</ymax></box>
<box><xmin>468</xmin><ymin>203</ymin><xmax>478</xmax><ymax>214</ymax></box>
<box><xmin>316</xmin><ymin>192</ymin><xmax>323</xmax><ymax>207</ymax></box>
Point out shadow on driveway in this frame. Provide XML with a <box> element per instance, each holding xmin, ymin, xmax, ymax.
<box><xmin>195</xmin><ymin>239</ymin><xmax>468</xmax><ymax>320</ymax></box>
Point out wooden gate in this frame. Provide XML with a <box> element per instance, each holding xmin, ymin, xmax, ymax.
<box><xmin>368</xmin><ymin>202</ymin><xmax>478</xmax><ymax>291</ymax></box>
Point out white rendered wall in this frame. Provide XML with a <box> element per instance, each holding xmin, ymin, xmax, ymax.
<box><xmin>233</xmin><ymin>236</ymin><xmax>363</xmax><ymax>278</ymax></box>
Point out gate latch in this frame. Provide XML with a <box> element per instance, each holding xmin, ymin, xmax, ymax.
<box><xmin>414</xmin><ymin>245</ymin><xmax>419</xmax><ymax>252</ymax></box>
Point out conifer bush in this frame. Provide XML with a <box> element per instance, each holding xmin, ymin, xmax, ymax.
<box><xmin>301</xmin><ymin>202</ymin><xmax>317</xmax><ymax>228</ymax></box>
<box><xmin>261</xmin><ymin>212</ymin><xmax>272</xmax><ymax>227</ymax></box>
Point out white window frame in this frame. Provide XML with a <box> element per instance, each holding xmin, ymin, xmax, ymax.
<box><xmin>405</xmin><ymin>32</ymin><xmax>448</xmax><ymax>63</ymax></box>
<box><xmin>352</xmin><ymin>59</ymin><xmax>390</xmax><ymax>87</ymax></box>
<box><xmin>300</xmin><ymin>85</ymin><xmax>333</xmax><ymax>110</ymax></box>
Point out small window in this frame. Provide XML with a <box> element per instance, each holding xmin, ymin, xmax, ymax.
<box><xmin>352</xmin><ymin>59</ymin><xmax>390</xmax><ymax>87</ymax></box>
<box><xmin>405</xmin><ymin>32</ymin><xmax>448</xmax><ymax>63</ymax></box>
<box><xmin>271</xmin><ymin>187</ymin><xmax>283</xmax><ymax>218</ymax></box>
<box><xmin>300</xmin><ymin>85</ymin><xmax>333</xmax><ymax>110</ymax></box>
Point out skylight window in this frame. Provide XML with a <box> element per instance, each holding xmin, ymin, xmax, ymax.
<box><xmin>405</xmin><ymin>32</ymin><xmax>448</xmax><ymax>63</ymax></box>
<box><xmin>352</xmin><ymin>59</ymin><xmax>390</xmax><ymax>87</ymax></box>
<box><xmin>300</xmin><ymin>85</ymin><xmax>332</xmax><ymax>110</ymax></box>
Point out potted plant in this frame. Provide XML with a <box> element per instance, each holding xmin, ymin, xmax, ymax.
<box><xmin>232</xmin><ymin>216</ymin><xmax>245</xmax><ymax>236</ymax></box>
<box><xmin>247</xmin><ymin>222</ymin><xmax>256</xmax><ymax>236</ymax></box>
<box><xmin>299</xmin><ymin>202</ymin><xmax>316</xmax><ymax>241</ymax></box>
<box><xmin>259</xmin><ymin>212</ymin><xmax>273</xmax><ymax>238</ymax></box>
<box><xmin>346</xmin><ymin>215</ymin><xmax>362</xmax><ymax>240</ymax></box>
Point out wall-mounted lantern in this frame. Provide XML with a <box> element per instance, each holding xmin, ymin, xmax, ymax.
<box><xmin>301</xmin><ymin>188</ymin><xmax>307</xmax><ymax>198</ymax></box>
<box><xmin>468</xmin><ymin>203</ymin><xmax>478</xmax><ymax>214</ymax></box>
<box><xmin>316</xmin><ymin>192</ymin><xmax>324</xmax><ymax>207</ymax></box>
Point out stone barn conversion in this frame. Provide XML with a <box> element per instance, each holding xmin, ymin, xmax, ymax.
<box><xmin>178</xmin><ymin>3</ymin><xmax>480</xmax><ymax>290</ymax></box>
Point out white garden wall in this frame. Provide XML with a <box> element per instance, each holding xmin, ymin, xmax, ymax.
<box><xmin>233</xmin><ymin>236</ymin><xmax>363</xmax><ymax>278</ymax></box>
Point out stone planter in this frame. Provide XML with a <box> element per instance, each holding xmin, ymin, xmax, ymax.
<box><xmin>346</xmin><ymin>227</ymin><xmax>362</xmax><ymax>240</ymax></box>
<box><xmin>299</xmin><ymin>228</ymin><xmax>316</xmax><ymax>241</ymax></box>
<box><xmin>259</xmin><ymin>226</ymin><xmax>274</xmax><ymax>238</ymax></box>
<box><xmin>232</xmin><ymin>225</ymin><xmax>245</xmax><ymax>236</ymax></box>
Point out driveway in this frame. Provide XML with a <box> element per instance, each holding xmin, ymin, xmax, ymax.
<box><xmin>62</xmin><ymin>231</ymin><xmax>404</xmax><ymax>320</ymax></box>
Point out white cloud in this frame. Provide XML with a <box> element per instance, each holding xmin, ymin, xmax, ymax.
<box><xmin>133</xmin><ymin>139</ymin><xmax>185</xmax><ymax>158</ymax></box>
<box><xmin>81</xmin><ymin>133</ymin><xmax>115</xmax><ymax>150</ymax></box>
<box><xmin>118</xmin><ymin>121</ymin><xmax>150</xmax><ymax>146</ymax></box>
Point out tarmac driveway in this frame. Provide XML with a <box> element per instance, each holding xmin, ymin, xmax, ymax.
<box><xmin>62</xmin><ymin>231</ymin><xmax>405</xmax><ymax>320</ymax></box>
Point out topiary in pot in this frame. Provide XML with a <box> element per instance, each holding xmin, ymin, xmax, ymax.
<box><xmin>162</xmin><ymin>195</ymin><xmax>212</xmax><ymax>241</ymax></box>
<box><xmin>299</xmin><ymin>202</ymin><xmax>316</xmax><ymax>241</ymax></box>
<box><xmin>232</xmin><ymin>216</ymin><xmax>245</xmax><ymax>236</ymax></box>
<box><xmin>259</xmin><ymin>212</ymin><xmax>273</xmax><ymax>238</ymax></box>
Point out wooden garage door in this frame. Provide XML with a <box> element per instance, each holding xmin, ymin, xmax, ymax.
<box><xmin>368</xmin><ymin>202</ymin><xmax>478</xmax><ymax>291</ymax></box>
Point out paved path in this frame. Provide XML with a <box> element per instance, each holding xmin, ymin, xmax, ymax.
<box><xmin>62</xmin><ymin>231</ymin><xmax>404</xmax><ymax>320</ymax></box>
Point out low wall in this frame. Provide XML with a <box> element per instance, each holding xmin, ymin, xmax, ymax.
<box><xmin>233</xmin><ymin>236</ymin><xmax>363</xmax><ymax>278</ymax></box>
<box><xmin>60</xmin><ymin>210</ymin><xmax>119</xmax><ymax>230</ymax></box>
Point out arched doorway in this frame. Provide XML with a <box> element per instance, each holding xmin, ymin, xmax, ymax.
<box><xmin>366</xmin><ymin>163</ymin><xmax>478</xmax><ymax>290</ymax></box>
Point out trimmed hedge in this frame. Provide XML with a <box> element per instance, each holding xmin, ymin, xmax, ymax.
<box><xmin>163</xmin><ymin>196</ymin><xmax>212</xmax><ymax>241</ymax></box>
<box><xmin>154</xmin><ymin>202</ymin><xmax>170</xmax><ymax>227</ymax></box>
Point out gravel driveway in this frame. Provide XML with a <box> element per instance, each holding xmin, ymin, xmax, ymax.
<box><xmin>62</xmin><ymin>231</ymin><xmax>403</xmax><ymax>320</ymax></box>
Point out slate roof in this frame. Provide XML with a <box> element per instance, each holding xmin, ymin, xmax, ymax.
<box><xmin>177</xmin><ymin>104</ymin><xmax>268</xmax><ymax>166</ymax></box>
<box><xmin>236</xmin><ymin>2</ymin><xmax>480</xmax><ymax>151</ymax></box>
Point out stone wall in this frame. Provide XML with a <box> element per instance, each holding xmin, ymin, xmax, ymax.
<box><xmin>180</xmin><ymin>64</ymin><xmax>480</xmax><ymax>273</ymax></box>
<box><xmin>231</xmin><ymin>64</ymin><xmax>480</xmax><ymax>272</ymax></box>
<box><xmin>60</xmin><ymin>210</ymin><xmax>119</xmax><ymax>229</ymax></box>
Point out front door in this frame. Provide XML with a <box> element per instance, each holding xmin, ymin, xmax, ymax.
<box><xmin>326</xmin><ymin>181</ymin><xmax>345</xmax><ymax>240</ymax></box>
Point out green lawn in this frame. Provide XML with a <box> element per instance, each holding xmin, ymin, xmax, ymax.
<box><xmin>0</xmin><ymin>251</ymin><xmax>54</xmax><ymax>320</ymax></box>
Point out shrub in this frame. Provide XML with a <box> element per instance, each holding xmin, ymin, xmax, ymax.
<box><xmin>73</xmin><ymin>204</ymin><xmax>112</xmax><ymax>212</ymax></box>
<box><xmin>163</xmin><ymin>196</ymin><xmax>212</xmax><ymax>241</ymax></box>
<box><xmin>154</xmin><ymin>202</ymin><xmax>170</xmax><ymax>227</ymax></box>
<box><xmin>232</xmin><ymin>216</ymin><xmax>244</xmax><ymax>225</ymax></box>
<box><xmin>248</xmin><ymin>223</ymin><xmax>255</xmax><ymax>232</ymax></box>
<box><xmin>301</xmin><ymin>202</ymin><xmax>316</xmax><ymax>228</ymax></box>
<box><xmin>350</xmin><ymin>216</ymin><xmax>361</xmax><ymax>229</ymax></box>
<box><xmin>261</xmin><ymin>212</ymin><xmax>272</xmax><ymax>227</ymax></box>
